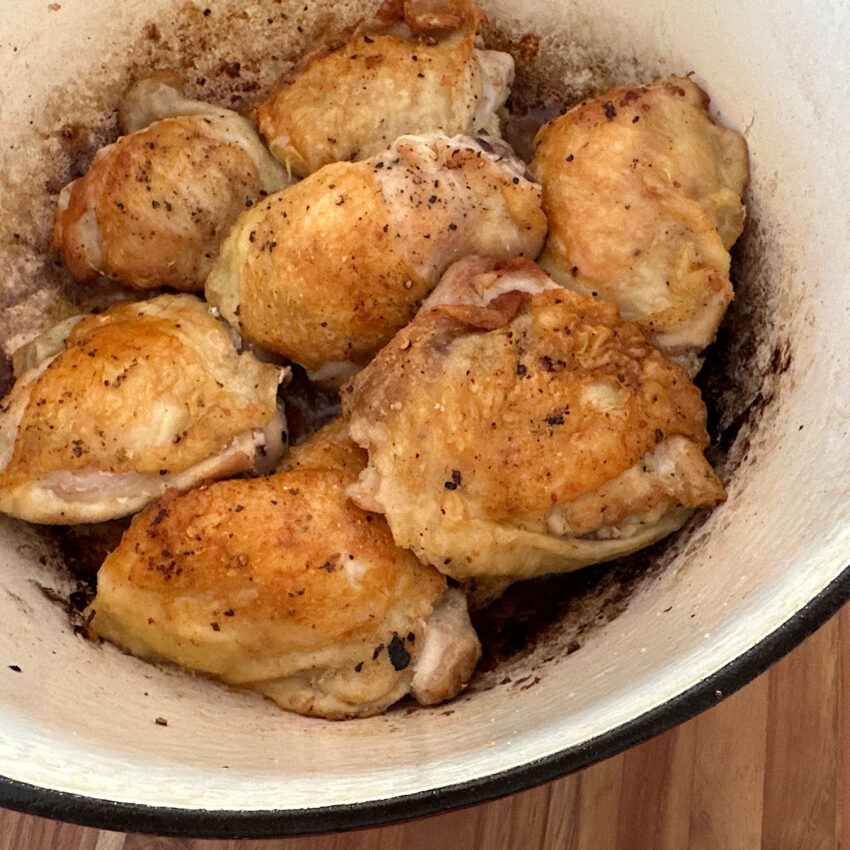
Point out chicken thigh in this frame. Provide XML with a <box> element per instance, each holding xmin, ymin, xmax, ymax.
<box><xmin>54</xmin><ymin>76</ymin><xmax>290</xmax><ymax>292</ymax></box>
<box><xmin>532</xmin><ymin>76</ymin><xmax>748</xmax><ymax>369</ymax></box>
<box><xmin>86</xmin><ymin>420</ymin><xmax>481</xmax><ymax>719</ymax></box>
<box><xmin>0</xmin><ymin>294</ymin><xmax>286</xmax><ymax>524</ymax></box>
<box><xmin>256</xmin><ymin>0</ymin><xmax>513</xmax><ymax>176</ymax></box>
<box><xmin>205</xmin><ymin>133</ymin><xmax>547</xmax><ymax>384</ymax></box>
<box><xmin>343</xmin><ymin>255</ymin><xmax>725</xmax><ymax>582</ymax></box>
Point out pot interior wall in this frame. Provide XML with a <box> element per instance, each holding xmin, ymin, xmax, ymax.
<box><xmin>0</xmin><ymin>0</ymin><xmax>848</xmax><ymax>823</ymax></box>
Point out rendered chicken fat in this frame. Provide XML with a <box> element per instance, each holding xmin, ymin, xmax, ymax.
<box><xmin>205</xmin><ymin>133</ymin><xmax>547</xmax><ymax>381</ymax></box>
<box><xmin>54</xmin><ymin>78</ymin><xmax>290</xmax><ymax>292</ymax></box>
<box><xmin>0</xmin><ymin>294</ymin><xmax>287</xmax><ymax>524</ymax></box>
<box><xmin>87</xmin><ymin>421</ymin><xmax>481</xmax><ymax>719</ymax></box>
<box><xmin>256</xmin><ymin>0</ymin><xmax>513</xmax><ymax>176</ymax></box>
<box><xmin>531</xmin><ymin>76</ymin><xmax>748</xmax><ymax>366</ymax></box>
<box><xmin>344</xmin><ymin>256</ymin><xmax>725</xmax><ymax>582</ymax></box>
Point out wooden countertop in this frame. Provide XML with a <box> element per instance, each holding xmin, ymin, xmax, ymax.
<box><xmin>2</xmin><ymin>602</ymin><xmax>848</xmax><ymax>850</ymax></box>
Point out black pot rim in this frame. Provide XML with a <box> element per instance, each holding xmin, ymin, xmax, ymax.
<box><xmin>1</xmin><ymin>562</ymin><xmax>848</xmax><ymax>839</ymax></box>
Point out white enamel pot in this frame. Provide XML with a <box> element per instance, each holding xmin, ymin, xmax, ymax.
<box><xmin>0</xmin><ymin>0</ymin><xmax>848</xmax><ymax>838</ymax></box>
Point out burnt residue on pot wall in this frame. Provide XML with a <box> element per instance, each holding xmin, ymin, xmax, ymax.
<box><xmin>700</xmin><ymin>211</ymin><xmax>794</xmax><ymax>480</ymax></box>
<box><xmin>0</xmin><ymin>0</ymin><xmax>786</xmax><ymax>705</ymax></box>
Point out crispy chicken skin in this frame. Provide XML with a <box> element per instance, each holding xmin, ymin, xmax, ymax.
<box><xmin>87</xmin><ymin>420</ymin><xmax>481</xmax><ymax>719</ymax></box>
<box><xmin>343</xmin><ymin>256</ymin><xmax>725</xmax><ymax>582</ymax></box>
<box><xmin>532</xmin><ymin>76</ymin><xmax>748</xmax><ymax>367</ymax></box>
<box><xmin>0</xmin><ymin>294</ymin><xmax>286</xmax><ymax>524</ymax></box>
<box><xmin>256</xmin><ymin>0</ymin><xmax>513</xmax><ymax>177</ymax></box>
<box><xmin>54</xmin><ymin>77</ymin><xmax>290</xmax><ymax>292</ymax></box>
<box><xmin>205</xmin><ymin>133</ymin><xmax>546</xmax><ymax>384</ymax></box>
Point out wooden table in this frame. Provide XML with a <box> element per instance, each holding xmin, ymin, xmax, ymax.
<box><xmin>2</xmin><ymin>602</ymin><xmax>847</xmax><ymax>850</ymax></box>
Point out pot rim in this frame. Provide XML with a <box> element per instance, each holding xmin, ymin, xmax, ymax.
<box><xmin>2</xmin><ymin>561</ymin><xmax>847</xmax><ymax>839</ymax></box>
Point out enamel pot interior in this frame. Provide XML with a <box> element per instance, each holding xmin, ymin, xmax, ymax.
<box><xmin>0</xmin><ymin>0</ymin><xmax>849</xmax><ymax>838</ymax></box>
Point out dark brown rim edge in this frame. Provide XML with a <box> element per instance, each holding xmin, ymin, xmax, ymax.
<box><xmin>1</xmin><ymin>562</ymin><xmax>848</xmax><ymax>839</ymax></box>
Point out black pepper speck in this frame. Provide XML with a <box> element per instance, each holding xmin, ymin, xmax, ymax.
<box><xmin>387</xmin><ymin>635</ymin><xmax>411</xmax><ymax>671</ymax></box>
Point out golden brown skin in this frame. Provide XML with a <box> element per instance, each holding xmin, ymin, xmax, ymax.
<box><xmin>0</xmin><ymin>294</ymin><xmax>286</xmax><ymax>524</ymax></box>
<box><xmin>343</xmin><ymin>256</ymin><xmax>725</xmax><ymax>581</ymax></box>
<box><xmin>54</xmin><ymin>79</ymin><xmax>290</xmax><ymax>292</ymax></box>
<box><xmin>532</xmin><ymin>76</ymin><xmax>749</xmax><ymax>365</ymax></box>
<box><xmin>87</xmin><ymin>421</ymin><xmax>480</xmax><ymax>719</ymax></box>
<box><xmin>256</xmin><ymin>0</ymin><xmax>513</xmax><ymax>177</ymax></box>
<box><xmin>205</xmin><ymin>133</ymin><xmax>547</xmax><ymax>382</ymax></box>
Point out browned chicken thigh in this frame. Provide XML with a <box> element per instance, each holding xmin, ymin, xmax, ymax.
<box><xmin>205</xmin><ymin>133</ymin><xmax>547</xmax><ymax>384</ymax></box>
<box><xmin>87</xmin><ymin>420</ymin><xmax>481</xmax><ymax>719</ymax></box>
<box><xmin>343</xmin><ymin>255</ymin><xmax>725</xmax><ymax>583</ymax></box>
<box><xmin>532</xmin><ymin>76</ymin><xmax>748</xmax><ymax>370</ymax></box>
<box><xmin>0</xmin><ymin>294</ymin><xmax>286</xmax><ymax>524</ymax></box>
<box><xmin>256</xmin><ymin>0</ymin><xmax>513</xmax><ymax>176</ymax></box>
<box><xmin>54</xmin><ymin>77</ymin><xmax>290</xmax><ymax>292</ymax></box>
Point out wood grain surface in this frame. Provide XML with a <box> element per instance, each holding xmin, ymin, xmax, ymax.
<box><xmin>2</xmin><ymin>603</ymin><xmax>848</xmax><ymax>850</ymax></box>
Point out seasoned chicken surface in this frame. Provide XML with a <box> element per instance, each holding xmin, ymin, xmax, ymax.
<box><xmin>344</xmin><ymin>256</ymin><xmax>725</xmax><ymax>582</ymax></box>
<box><xmin>532</xmin><ymin>76</ymin><xmax>748</xmax><ymax>367</ymax></box>
<box><xmin>54</xmin><ymin>77</ymin><xmax>290</xmax><ymax>292</ymax></box>
<box><xmin>256</xmin><ymin>0</ymin><xmax>513</xmax><ymax>177</ymax></box>
<box><xmin>87</xmin><ymin>420</ymin><xmax>481</xmax><ymax>719</ymax></box>
<box><xmin>205</xmin><ymin>133</ymin><xmax>547</xmax><ymax>384</ymax></box>
<box><xmin>0</xmin><ymin>294</ymin><xmax>286</xmax><ymax>524</ymax></box>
